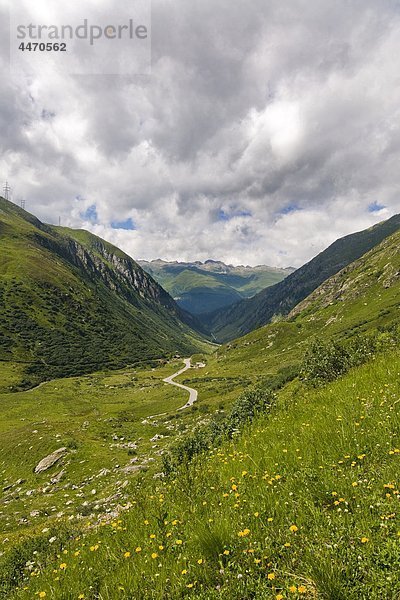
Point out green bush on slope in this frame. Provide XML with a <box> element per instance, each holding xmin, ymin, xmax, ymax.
<box><xmin>301</xmin><ymin>325</ymin><xmax>400</xmax><ymax>386</ymax></box>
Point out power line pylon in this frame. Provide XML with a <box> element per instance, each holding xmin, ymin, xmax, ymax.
<box><xmin>3</xmin><ymin>181</ymin><xmax>11</xmax><ymax>200</ymax></box>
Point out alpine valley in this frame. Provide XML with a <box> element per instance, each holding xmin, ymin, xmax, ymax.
<box><xmin>1</xmin><ymin>197</ymin><xmax>399</xmax><ymax>600</ymax></box>
<box><xmin>138</xmin><ymin>259</ymin><xmax>293</xmax><ymax>315</ymax></box>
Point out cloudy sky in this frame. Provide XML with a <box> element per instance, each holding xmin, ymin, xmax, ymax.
<box><xmin>1</xmin><ymin>0</ymin><xmax>400</xmax><ymax>268</ymax></box>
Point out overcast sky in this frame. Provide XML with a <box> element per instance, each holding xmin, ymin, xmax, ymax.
<box><xmin>1</xmin><ymin>0</ymin><xmax>400</xmax><ymax>268</ymax></box>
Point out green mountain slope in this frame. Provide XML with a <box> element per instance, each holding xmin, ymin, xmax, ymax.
<box><xmin>4</xmin><ymin>226</ymin><xmax>400</xmax><ymax>599</ymax></box>
<box><xmin>0</xmin><ymin>197</ymin><xmax>209</xmax><ymax>384</ymax></box>
<box><xmin>139</xmin><ymin>259</ymin><xmax>292</xmax><ymax>315</ymax></box>
<box><xmin>204</xmin><ymin>214</ymin><xmax>400</xmax><ymax>342</ymax></box>
<box><xmin>178</xmin><ymin>226</ymin><xmax>400</xmax><ymax>411</ymax></box>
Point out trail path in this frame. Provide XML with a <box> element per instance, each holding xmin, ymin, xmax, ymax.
<box><xmin>162</xmin><ymin>358</ymin><xmax>198</xmax><ymax>411</ymax></box>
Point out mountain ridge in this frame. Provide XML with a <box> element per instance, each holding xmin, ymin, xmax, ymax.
<box><xmin>203</xmin><ymin>213</ymin><xmax>400</xmax><ymax>341</ymax></box>
<box><xmin>139</xmin><ymin>259</ymin><xmax>293</xmax><ymax>315</ymax></box>
<box><xmin>0</xmin><ymin>197</ymin><xmax>209</xmax><ymax>384</ymax></box>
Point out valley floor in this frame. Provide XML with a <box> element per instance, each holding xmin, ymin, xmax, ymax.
<box><xmin>1</xmin><ymin>350</ymin><xmax>399</xmax><ymax>599</ymax></box>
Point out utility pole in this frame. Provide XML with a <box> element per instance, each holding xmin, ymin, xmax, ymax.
<box><xmin>3</xmin><ymin>181</ymin><xmax>11</xmax><ymax>200</ymax></box>
<box><xmin>20</xmin><ymin>198</ymin><xmax>26</xmax><ymax>210</ymax></box>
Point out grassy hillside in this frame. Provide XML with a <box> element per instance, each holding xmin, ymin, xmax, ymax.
<box><xmin>139</xmin><ymin>260</ymin><xmax>291</xmax><ymax>315</ymax></box>
<box><xmin>205</xmin><ymin>214</ymin><xmax>400</xmax><ymax>342</ymax></box>
<box><xmin>178</xmin><ymin>227</ymin><xmax>400</xmax><ymax>409</ymax></box>
<box><xmin>0</xmin><ymin>212</ymin><xmax>399</xmax><ymax>599</ymax></box>
<box><xmin>3</xmin><ymin>350</ymin><xmax>399</xmax><ymax>599</ymax></box>
<box><xmin>0</xmin><ymin>197</ymin><xmax>210</xmax><ymax>386</ymax></box>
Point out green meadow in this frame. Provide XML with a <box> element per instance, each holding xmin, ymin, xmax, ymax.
<box><xmin>2</xmin><ymin>350</ymin><xmax>398</xmax><ymax>599</ymax></box>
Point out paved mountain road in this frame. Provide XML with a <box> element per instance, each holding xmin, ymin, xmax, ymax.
<box><xmin>163</xmin><ymin>358</ymin><xmax>198</xmax><ymax>411</ymax></box>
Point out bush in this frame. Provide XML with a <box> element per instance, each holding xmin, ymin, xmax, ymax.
<box><xmin>225</xmin><ymin>388</ymin><xmax>276</xmax><ymax>436</ymax></box>
<box><xmin>163</xmin><ymin>387</ymin><xmax>276</xmax><ymax>474</ymax></box>
<box><xmin>300</xmin><ymin>339</ymin><xmax>353</xmax><ymax>386</ymax></box>
<box><xmin>300</xmin><ymin>327</ymin><xmax>400</xmax><ymax>387</ymax></box>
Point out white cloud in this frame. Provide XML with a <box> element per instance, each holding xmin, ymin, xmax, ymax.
<box><xmin>1</xmin><ymin>0</ymin><xmax>400</xmax><ymax>268</ymax></box>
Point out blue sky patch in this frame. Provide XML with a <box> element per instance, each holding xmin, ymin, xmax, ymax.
<box><xmin>279</xmin><ymin>203</ymin><xmax>301</xmax><ymax>215</ymax></box>
<box><xmin>217</xmin><ymin>209</ymin><xmax>252</xmax><ymax>221</ymax></box>
<box><xmin>111</xmin><ymin>217</ymin><xmax>136</xmax><ymax>230</ymax></box>
<box><xmin>368</xmin><ymin>201</ymin><xmax>386</xmax><ymax>213</ymax></box>
<box><xmin>81</xmin><ymin>204</ymin><xmax>98</xmax><ymax>223</ymax></box>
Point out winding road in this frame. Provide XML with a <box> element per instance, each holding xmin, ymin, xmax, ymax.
<box><xmin>163</xmin><ymin>358</ymin><xmax>198</xmax><ymax>411</ymax></box>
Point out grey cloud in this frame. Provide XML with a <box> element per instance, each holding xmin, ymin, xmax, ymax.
<box><xmin>1</xmin><ymin>0</ymin><xmax>400</xmax><ymax>266</ymax></box>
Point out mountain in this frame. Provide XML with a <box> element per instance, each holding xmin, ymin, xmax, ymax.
<box><xmin>0</xmin><ymin>197</ymin><xmax>208</xmax><ymax>384</ymax></box>
<box><xmin>138</xmin><ymin>258</ymin><xmax>293</xmax><ymax>315</ymax></box>
<box><xmin>200</xmin><ymin>226</ymin><xmax>400</xmax><ymax>383</ymax></box>
<box><xmin>204</xmin><ymin>214</ymin><xmax>400</xmax><ymax>342</ymax></box>
<box><xmin>3</xmin><ymin>222</ymin><xmax>399</xmax><ymax>599</ymax></box>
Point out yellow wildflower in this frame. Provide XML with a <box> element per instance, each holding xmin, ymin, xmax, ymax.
<box><xmin>298</xmin><ymin>585</ymin><xmax>307</xmax><ymax>593</ymax></box>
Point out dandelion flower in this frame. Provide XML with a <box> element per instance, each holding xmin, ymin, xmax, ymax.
<box><xmin>124</xmin><ymin>551</ymin><xmax>131</xmax><ymax>558</ymax></box>
<box><xmin>151</xmin><ymin>552</ymin><xmax>158</xmax><ymax>559</ymax></box>
<box><xmin>289</xmin><ymin>525</ymin><xmax>298</xmax><ymax>533</ymax></box>
<box><xmin>176</xmin><ymin>539</ymin><xmax>183</xmax><ymax>545</ymax></box>
<box><xmin>267</xmin><ymin>572</ymin><xmax>276</xmax><ymax>580</ymax></box>
<box><xmin>289</xmin><ymin>585</ymin><xmax>297</xmax><ymax>593</ymax></box>
<box><xmin>238</xmin><ymin>528</ymin><xmax>250</xmax><ymax>537</ymax></box>
<box><xmin>197</xmin><ymin>559</ymin><xmax>203</xmax><ymax>565</ymax></box>
<box><xmin>135</xmin><ymin>547</ymin><xmax>142</xmax><ymax>553</ymax></box>
<box><xmin>361</xmin><ymin>537</ymin><xmax>369</xmax><ymax>544</ymax></box>
<box><xmin>59</xmin><ymin>563</ymin><xmax>67</xmax><ymax>570</ymax></box>
<box><xmin>38</xmin><ymin>593</ymin><xmax>46</xmax><ymax>599</ymax></box>
<box><xmin>298</xmin><ymin>585</ymin><xmax>307</xmax><ymax>593</ymax></box>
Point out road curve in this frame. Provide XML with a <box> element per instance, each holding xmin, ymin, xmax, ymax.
<box><xmin>163</xmin><ymin>358</ymin><xmax>198</xmax><ymax>411</ymax></box>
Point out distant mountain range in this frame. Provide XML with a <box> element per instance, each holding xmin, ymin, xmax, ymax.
<box><xmin>0</xmin><ymin>197</ymin><xmax>208</xmax><ymax>385</ymax></box>
<box><xmin>139</xmin><ymin>259</ymin><xmax>294</xmax><ymax>315</ymax></box>
<box><xmin>202</xmin><ymin>214</ymin><xmax>400</xmax><ymax>341</ymax></box>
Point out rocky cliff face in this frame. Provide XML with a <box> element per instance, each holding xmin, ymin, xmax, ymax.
<box><xmin>35</xmin><ymin>233</ymin><xmax>176</xmax><ymax>309</ymax></box>
<box><xmin>33</xmin><ymin>229</ymin><xmax>202</xmax><ymax>331</ymax></box>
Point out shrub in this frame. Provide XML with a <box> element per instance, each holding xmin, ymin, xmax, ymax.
<box><xmin>163</xmin><ymin>387</ymin><xmax>276</xmax><ymax>474</ymax></box>
<box><xmin>300</xmin><ymin>326</ymin><xmax>400</xmax><ymax>387</ymax></box>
